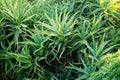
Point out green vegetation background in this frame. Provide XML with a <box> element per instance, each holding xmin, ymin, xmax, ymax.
<box><xmin>0</xmin><ymin>0</ymin><xmax>120</xmax><ymax>80</ymax></box>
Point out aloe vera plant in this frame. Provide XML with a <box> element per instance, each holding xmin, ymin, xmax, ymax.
<box><xmin>0</xmin><ymin>0</ymin><xmax>35</xmax><ymax>52</ymax></box>
<box><xmin>37</xmin><ymin>8</ymin><xmax>77</xmax><ymax>59</ymax></box>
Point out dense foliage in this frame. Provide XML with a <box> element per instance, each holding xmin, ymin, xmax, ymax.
<box><xmin>88</xmin><ymin>50</ymin><xmax>120</xmax><ymax>80</ymax></box>
<box><xmin>0</xmin><ymin>0</ymin><xmax>120</xmax><ymax>80</ymax></box>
